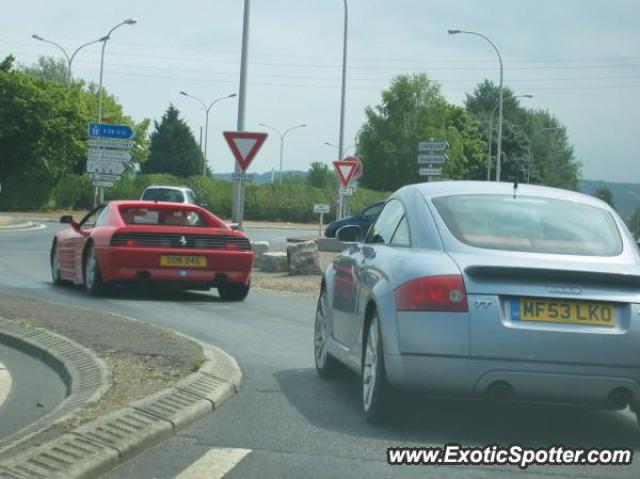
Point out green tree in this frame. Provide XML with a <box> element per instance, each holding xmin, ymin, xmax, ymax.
<box><xmin>20</xmin><ymin>56</ymin><xmax>68</xmax><ymax>83</ymax></box>
<box><xmin>143</xmin><ymin>105</ymin><xmax>204</xmax><ymax>177</ymax></box>
<box><xmin>465</xmin><ymin>81</ymin><xmax>579</xmax><ymax>189</ymax></box>
<box><xmin>594</xmin><ymin>185</ymin><xmax>615</xmax><ymax>208</ymax></box>
<box><xmin>307</xmin><ymin>162</ymin><xmax>334</xmax><ymax>189</ymax></box>
<box><xmin>357</xmin><ymin>73</ymin><xmax>485</xmax><ymax>191</ymax></box>
<box><xmin>0</xmin><ymin>56</ymin><xmax>87</xmax><ymax>209</ymax></box>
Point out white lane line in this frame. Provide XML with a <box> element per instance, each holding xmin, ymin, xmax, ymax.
<box><xmin>0</xmin><ymin>361</ymin><xmax>13</xmax><ymax>409</ymax></box>
<box><xmin>0</xmin><ymin>223</ymin><xmax>47</xmax><ymax>232</ymax></box>
<box><xmin>176</xmin><ymin>448</ymin><xmax>252</xmax><ymax>479</ymax></box>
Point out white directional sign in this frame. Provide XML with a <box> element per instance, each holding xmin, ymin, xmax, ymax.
<box><xmin>419</xmin><ymin>141</ymin><xmax>449</xmax><ymax>152</ymax></box>
<box><xmin>86</xmin><ymin>159</ymin><xmax>127</xmax><ymax>175</ymax></box>
<box><xmin>91</xmin><ymin>174</ymin><xmax>121</xmax><ymax>182</ymax></box>
<box><xmin>339</xmin><ymin>186</ymin><xmax>355</xmax><ymax>196</ymax></box>
<box><xmin>92</xmin><ymin>180</ymin><xmax>115</xmax><ymax>188</ymax></box>
<box><xmin>87</xmin><ymin>148</ymin><xmax>133</xmax><ymax>162</ymax></box>
<box><xmin>88</xmin><ymin>138</ymin><xmax>135</xmax><ymax>149</ymax></box>
<box><xmin>417</xmin><ymin>154</ymin><xmax>448</xmax><ymax>164</ymax></box>
<box><xmin>313</xmin><ymin>204</ymin><xmax>330</xmax><ymax>214</ymax></box>
<box><xmin>419</xmin><ymin>167</ymin><xmax>443</xmax><ymax>176</ymax></box>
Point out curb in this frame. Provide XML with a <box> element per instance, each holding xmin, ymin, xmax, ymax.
<box><xmin>0</xmin><ymin>319</ymin><xmax>112</xmax><ymax>457</ymax></box>
<box><xmin>0</xmin><ymin>330</ymin><xmax>242</xmax><ymax>479</ymax></box>
<box><xmin>0</xmin><ymin>221</ymin><xmax>33</xmax><ymax>230</ymax></box>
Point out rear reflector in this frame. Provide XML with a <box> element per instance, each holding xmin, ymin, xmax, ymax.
<box><xmin>396</xmin><ymin>275</ymin><xmax>468</xmax><ymax>312</ymax></box>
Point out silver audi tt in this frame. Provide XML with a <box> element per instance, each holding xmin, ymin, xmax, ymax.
<box><xmin>314</xmin><ymin>181</ymin><xmax>640</xmax><ymax>424</ymax></box>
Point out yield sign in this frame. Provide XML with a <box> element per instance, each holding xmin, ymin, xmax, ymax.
<box><xmin>223</xmin><ymin>131</ymin><xmax>268</xmax><ymax>172</ymax></box>
<box><xmin>333</xmin><ymin>160</ymin><xmax>359</xmax><ymax>187</ymax></box>
<box><xmin>344</xmin><ymin>155</ymin><xmax>363</xmax><ymax>180</ymax></box>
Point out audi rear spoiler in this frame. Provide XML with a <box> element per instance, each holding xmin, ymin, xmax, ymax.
<box><xmin>464</xmin><ymin>265</ymin><xmax>640</xmax><ymax>286</ymax></box>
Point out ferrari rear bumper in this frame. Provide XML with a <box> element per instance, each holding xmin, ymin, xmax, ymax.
<box><xmin>96</xmin><ymin>246</ymin><xmax>254</xmax><ymax>285</ymax></box>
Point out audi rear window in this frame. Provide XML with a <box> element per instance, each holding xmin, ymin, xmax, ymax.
<box><xmin>432</xmin><ymin>194</ymin><xmax>623</xmax><ymax>256</ymax></box>
<box><xmin>119</xmin><ymin>207</ymin><xmax>208</xmax><ymax>227</ymax></box>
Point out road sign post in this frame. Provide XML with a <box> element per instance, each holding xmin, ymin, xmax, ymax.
<box><xmin>417</xmin><ymin>141</ymin><xmax>448</xmax><ymax>182</ymax></box>
<box><xmin>333</xmin><ymin>159</ymin><xmax>360</xmax><ymax>220</ymax></box>
<box><xmin>87</xmin><ymin>122</ymin><xmax>135</xmax><ymax>206</ymax></box>
<box><xmin>223</xmin><ymin>131</ymin><xmax>267</xmax><ymax>230</ymax></box>
<box><xmin>313</xmin><ymin>203</ymin><xmax>330</xmax><ymax>236</ymax></box>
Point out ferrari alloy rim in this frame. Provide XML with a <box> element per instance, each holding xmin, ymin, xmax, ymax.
<box><xmin>314</xmin><ymin>290</ymin><xmax>328</xmax><ymax>368</ymax></box>
<box><xmin>85</xmin><ymin>250</ymin><xmax>95</xmax><ymax>289</ymax></box>
<box><xmin>363</xmin><ymin>317</ymin><xmax>378</xmax><ymax>412</ymax></box>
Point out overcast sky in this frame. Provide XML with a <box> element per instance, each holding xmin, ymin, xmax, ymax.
<box><xmin>2</xmin><ymin>0</ymin><xmax>639</xmax><ymax>182</ymax></box>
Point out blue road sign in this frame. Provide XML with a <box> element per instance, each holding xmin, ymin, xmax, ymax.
<box><xmin>88</xmin><ymin>123</ymin><xmax>134</xmax><ymax>140</ymax></box>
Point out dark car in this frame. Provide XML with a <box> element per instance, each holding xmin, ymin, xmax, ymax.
<box><xmin>324</xmin><ymin>201</ymin><xmax>384</xmax><ymax>238</ymax></box>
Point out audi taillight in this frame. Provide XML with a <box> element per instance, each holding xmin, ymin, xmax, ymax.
<box><xmin>395</xmin><ymin>275</ymin><xmax>468</xmax><ymax>312</ymax></box>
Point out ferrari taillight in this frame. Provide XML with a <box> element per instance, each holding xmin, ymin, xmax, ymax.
<box><xmin>225</xmin><ymin>242</ymin><xmax>240</xmax><ymax>251</ymax></box>
<box><xmin>395</xmin><ymin>275</ymin><xmax>468</xmax><ymax>312</ymax></box>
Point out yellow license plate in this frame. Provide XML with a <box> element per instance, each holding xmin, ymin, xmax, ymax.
<box><xmin>512</xmin><ymin>298</ymin><xmax>616</xmax><ymax>327</ymax></box>
<box><xmin>160</xmin><ymin>255</ymin><xmax>207</xmax><ymax>268</ymax></box>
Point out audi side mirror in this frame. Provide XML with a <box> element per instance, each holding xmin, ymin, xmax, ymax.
<box><xmin>336</xmin><ymin>225</ymin><xmax>363</xmax><ymax>243</ymax></box>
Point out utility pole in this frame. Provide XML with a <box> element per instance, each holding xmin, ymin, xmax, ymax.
<box><xmin>232</xmin><ymin>0</ymin><xmax>251</xmax><ymax>230</ymax></box>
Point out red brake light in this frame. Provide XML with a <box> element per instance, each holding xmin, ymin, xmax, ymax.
<box><xmin>226</xmin><ymin>242</ymin><xmax>240</xmax><ymax>251</ymax></box>
<box><xmin>395</xmin><ymin>275</ymin><xmax>468</xmax><ymax>312</ymax></box>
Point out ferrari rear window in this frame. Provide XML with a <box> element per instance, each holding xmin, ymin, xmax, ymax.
<box><xmin>119</xmin><ymin>207</ymin><xmax>207</xmax><ymax>227</ymax></box>
<box><xmin>432</xmin><ymin>194</ymin><xmax>623</xmax><ymax>256</ymax></box>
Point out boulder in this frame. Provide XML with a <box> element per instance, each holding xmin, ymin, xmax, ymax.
<box><xmin>287</xmin><ymin>241</ymin><xmax>322</xmax><ymax>276</ymax></box>
<box><xmin>255</xmin><ymin>252</ymin><xmax>289</xmax><ymax>273</ymax></box>
<box><xmin>251</xmin><ymin>241</ymin><xmax>270</xmax><ymax>256</ymax></box>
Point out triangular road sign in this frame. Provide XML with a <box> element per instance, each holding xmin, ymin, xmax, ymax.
<box><xmin>333</xmin><ymin>160</ymin><xmax>359</xmax><ymax>187</ymax></box>
<box><xmin>223</xmin><ymin>131</ymin><xmax>268</xmax><ymax>172</ymax></box>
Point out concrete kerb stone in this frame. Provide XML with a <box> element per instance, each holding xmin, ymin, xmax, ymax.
<box><xmin>0</xmin><ymin>318</ymin><xmax>111</xmax><ymax>457</ymax></box>
<box><xmin>0</xmin><ymin>314</ymin><xmax>243</xmax><ymax>479</ymax></box>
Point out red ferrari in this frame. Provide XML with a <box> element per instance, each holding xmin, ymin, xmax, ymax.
<box><xmin>50</xmin><ymin>201</ymin><xmax>254</xmax><ymax>300</ymax></box>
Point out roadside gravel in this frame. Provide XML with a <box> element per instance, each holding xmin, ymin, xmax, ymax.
<box><xmin>0</xmin><ymin>294</ymin><xmax>203</xmax><ymax>434</ymax></box>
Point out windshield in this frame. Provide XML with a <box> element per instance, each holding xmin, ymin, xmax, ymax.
<box><xmin>142</xmin><ymin>188</ymin><xmax>185</xmax><ymax>203</ymax></box>
<box><xmin>119</xmin><ymin>207</ymin><xmax>208</xmax><ymax>227</ymax></box>
<box><xmin>432</xmin><ymin>194</ymin><xmax>623</xmax><ymax>256</ymax></box>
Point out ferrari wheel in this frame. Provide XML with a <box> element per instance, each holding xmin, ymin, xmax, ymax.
<box><xmin>218</xmin><ymin>282</ymin><xmax>250</xmax><ymax>301</ymax></box>
<box><xmin>50</xmin><ymin>243</ymin><xmax>67</xmax><ymax>286</ymax></box>
<box><xmin>84</xmin><ymin>244</ymin><xmax>104</xmax><ymax>296</ymax></box>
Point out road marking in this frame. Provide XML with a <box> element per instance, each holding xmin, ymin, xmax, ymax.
<box><xmin>0</xmin><ymin>223</ymin><xmax>46</xmax><ymax>232</ymax></box>
<box><xmin>0</xmin><ymin>361</ymin><xmax>12</xmax><ymax>409</ymax></box>
<box><xmin>176</xmin><ymin>448</ymin><xmax>251</xmax><ymax>479</ymax></box>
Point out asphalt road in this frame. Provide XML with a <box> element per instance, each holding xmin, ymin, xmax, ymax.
<box><xmin>0</xmin><ymin>344</ymin><xmax>66</xmax><ymax>441</ymax></box>
<box><xmin>1</xmin><ymin>224</ymin><xmax>639</xmax><ymax>478</ymax></box>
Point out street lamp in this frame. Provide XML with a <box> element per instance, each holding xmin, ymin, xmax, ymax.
<box><xmin>325</xmin><ymin>141</ymin><xmax>355</xmax><ymax>155</ymax></box>
<box><xmin>32</xmin><ymin>33</ymin><xmax>107</xmax><ymax>84</ymax></box>
<box><xmin>449</xmin><ymin>29</ymin><xmax>504</xmax><ymax>181</ymax></box>
<box><xmin>486</xmin><ymin>94</ymin><xmax>533</xmax><ymax>181</ymax></box>
<box><xmin>337</xmin><ymin>0</ymin><xmax>349</xmax><ymax>219</ymax></box>
<box><xmin>527</xmin><ymin>127</ymin><xmax>565</xmax><ymax>183</ymax></box>
<box><xmin>259</xmin><ymin>123</ymin><xmax>307</xmax><ymax>184</ymax></box>
<box><xmin>180</xmin><ymin>91</ymin><xmax>237</xmax><ymax>175</ymax></box>
<box><xmin>627</xmin><ymin>191</ymin><xmax>640</xmax><ymax>241</ymax></box>
<box><xmin>97</xmin><ymin>18</ymin><xmax>137</xmax><ymax>122</ymax></box>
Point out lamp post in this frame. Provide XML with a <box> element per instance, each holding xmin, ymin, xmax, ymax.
<box><xmin>527</xmin><ymin>127</ymin><xmax>565</xmax><ymax>183</ymax></box>
<box><xmin>627</xmin><ymin>191</ymin><xmax>640</xmax><ymax>241</ymax></box>
<box><xmin>449</xmin><ymin>29</ymin><xmax>504</xmax><ymax>181</ymax></box>
<box><xmin>97</xmin><ymin>18</ymin><xmax>137</xmax><ymax>122</ymax></box>
<box><xmin>486</xmin><ymin>94</ymin><xmax>532</xmax><ymax>181</ymax></box>
<box><xmin>32</xmin><ymin>34</ymin><xmax>107</xmax><ymax>84</ymax></box>
<box><xmin>259</xmin><ymin>123</ymin><xmax>307</xmax><ymax>184</ymax></box>
<box><xmin>325</xmin><ymin>141</ymin><xmax>355</xmax><ymax>155</ymax></box>
<box><xmin>180</xmin><ymin>92</ymin><xmax>237</xmax><ymax>175</ymax></box>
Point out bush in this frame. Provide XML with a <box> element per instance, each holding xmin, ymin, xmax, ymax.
<box><xmin>53</xmin><ymin>174</ymin><xmax>93</xmax><ymax>209</ymax></box>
